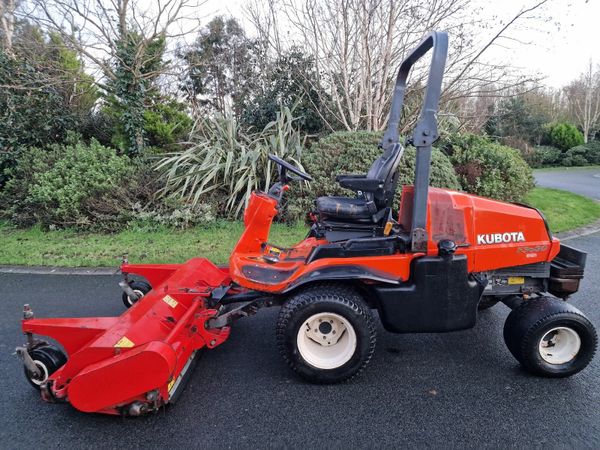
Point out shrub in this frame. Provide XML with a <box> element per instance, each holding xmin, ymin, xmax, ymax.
<box><xmin>442</xmin><ymin>133</ymin><xmax>534</xmax><ymax>202</ymax></box>
<box><xmin>522</xmin><ymin>145</ymin><xmax>562</xmax><ymax>168</ymax></box>
<box><xmin>157</xmin><ymin>106</ymin><xmax>304</xmax><ymax>218</ymax></box>
<box><xmin>0</xmin><ymin>134</ymin><xmax>133</xmax><ymax>229</ymax></box>
<box><xmin>561</xmin><ymin>141</ymin><xmax>600</xmax><ymax>166</ymax></box>
<box><xmin>143</xmin><ymin>100</ymin><xmax>194</xmax><ymax>149</ymax></box>
<box><xmin>128</xmin><ymin>201</ymin><xmax>216</xmax><ymax>231</ymax></box>
<box><xmin>0</xmin><ymin>52</ymin><xmax>76</xmax><ymax>185</ymax></box>
<box><xmin>543</xmin><ymin>122</ymin><xmax>584</xmax><ymax>151</ymax></box>
<box><xmin>285</xmin><ymin>131</ymin><xmax>460</xmax><ymax>221</ymax></box>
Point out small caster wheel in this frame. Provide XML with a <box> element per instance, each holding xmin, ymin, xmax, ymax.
<box><xmin>122</xmin><ymin>281</ymin><xmax>151</xmax><ymax>308</ymax></box>
<box><xmin>24</xmin><ymin>345</ymin><xmax>67</xmax><ymax>390</ymax></box>
<box><xmin>503</xmin><ymin>297</ymin><xmax>597</xmax><ymax>377</ymax></box>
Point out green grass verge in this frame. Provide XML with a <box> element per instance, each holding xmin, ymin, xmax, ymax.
<box><xmin>533</xmin><ymin>165</ymin><xmax>600</xmax><ymax>172</ymax></box>
<box><xmin>1</xmin><ymin>187</ymin><xmax>598</xmax><ymax>268</ymax></box>
<box><xmin>526</xmin><ymin>187</ymin><xmax>600</xmax><ymax>232</ymax></box>
<box><xmin>0</xmin><ymin>221</ymin><xmax>307</xmax><ymax>268</ymax></box>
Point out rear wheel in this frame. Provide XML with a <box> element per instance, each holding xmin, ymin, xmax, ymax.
<box><xmin>122</xmin><ymin>280</ymin><xmax>151</xmax><ymax>308</ymax></box>
<box><xmin>503</xmin><ymin>297</ymin><xmax>597</xmax><ymax>377</ymax></box>
<box><xmin>24</xmin><ymin>345</ymin><xmax>67</xmax><ymax>390</ymax></box>
<box><xmin>276</xmin><ymin>284</ymin><xmax>376</xmax><ymax>384</ymax></box>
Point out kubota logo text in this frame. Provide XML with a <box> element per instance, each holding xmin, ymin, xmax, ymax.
<box><xmin>477</xmin><ymin>232</ymin><xmax>525</xmax><ymax>245</ymax></box>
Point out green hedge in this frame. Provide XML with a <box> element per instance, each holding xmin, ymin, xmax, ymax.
<box><xmin>561</xmin><ymin>141</ymin><xmax>600</xmax><ymax>166</ymax></box>
<box><xmin>0</xmin><ymin>135</ymin><xmax>133</xmax><ymax>229</ymax></box>
<box><xmin>523</xmin><ymin>145</ymin><xmax>562</xmax><ymax>168</ymax></box>
<box><xmin>285</xmin><ymin>131</ymin><xmax>460</xmax><ymax>220</ymax></box>
<box><xmin>441</xmin><ymin>133</ymin><xmax>534</xmax><ymax>202</ymax></box>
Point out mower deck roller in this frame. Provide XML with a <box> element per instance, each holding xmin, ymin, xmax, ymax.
<box><xmin>17</xmin><ymin>30</ymin><xmax>597</xmax><ymax>416</ymax></box>
<box><xmin>21</xmin><ymin>259</ymin><xmax>230</xmax><ymax>415</ymax></box>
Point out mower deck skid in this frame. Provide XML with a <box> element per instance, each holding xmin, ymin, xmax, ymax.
<box><xmin>22</xmin><ymin>258</ymin><xmax>231</xmax><ymax>415</ymax></box>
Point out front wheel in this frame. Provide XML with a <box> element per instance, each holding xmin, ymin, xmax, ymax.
<box><xmin>122</xmin><ymin>280</ymin><xmax>152</xmax><ymax>308</ymax></box>
<box><xmin>503</xmin><ymin>297</ymin><xmax>597</xmax><ymax>377</ymax></box>
<box><xmin>276</xmin><ymin>284</ymin><xmax>376</xmax><ymax>384</ymax></box>
<box><xmin>24</xmin><ymin>345</ymin><xmax>67</xmax><ymax>390</ymax></box>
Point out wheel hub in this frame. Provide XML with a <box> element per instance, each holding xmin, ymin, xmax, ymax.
<box><xmin>29</xmin><ymin>360</ymin><xmax>49</xmax><ymax>386</ymax></box>
<box><xmin>307</xmin><ymin>315</ymin><xmax>345</xmax><ymax>347</ymax></box>
<box><xmin>296</xmin><ymin>312</ymin><xmax>357</xmax><ymax>370</ymax></box>
<box><xmin>128</xmin><ymin>289</ymin><xmax>145</xmax><ymax>305</ymax></box>
<box><xmin>538</xmin><ymin>326</ymin><xmax>581</xmax><ymax>365</ymax></box>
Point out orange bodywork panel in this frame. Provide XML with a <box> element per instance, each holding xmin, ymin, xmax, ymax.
<box><xmin>230</xmin><ymin>187</ymin><xmax>559</xmax><ymax>293</ymax></box>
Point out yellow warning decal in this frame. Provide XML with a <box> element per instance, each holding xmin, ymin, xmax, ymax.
<box><xmin>269</xmin><ymin>246</ymin><xmax>282</xmax><ymax>255</ymax></box>
<box><xmin>163</xmin><ymin>294</ymin><xmax>178</xmax><ymax>308</ymax></box>
<box><xmin>508</xmin><ymin>276</ymin><xmax>525</xmax><ymax>285</ymax></box>
<box><xmin>114</xmin><ymin>336</ymin><xmax>135</xmax><ymax>348</ymax></box>
<box><xmin>168</xmin><ymin>378</ymin><xmax>176</xmax><ymax>392</ymax></box>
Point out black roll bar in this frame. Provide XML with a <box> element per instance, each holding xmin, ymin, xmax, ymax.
<box><xmin>381</xmin><ymin>31</ymin><xmax>448</xmax><ymax>252</ymax></box>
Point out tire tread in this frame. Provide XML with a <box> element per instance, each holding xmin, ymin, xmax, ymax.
<box><xmin>276</xmin><ymin>283</ymin><xmax>376</xmax><ymax>383</ymax></box>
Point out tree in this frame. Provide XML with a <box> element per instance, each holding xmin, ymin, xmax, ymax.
<box><xmin>103</xmin><ymin>31</ymin><xmax>166</xmax><ymax>154</ymax></box>
<box><xmin>564</xmin><ymin>61</ymin><xmax>600</xmax><ymax>143</ymax></box>
<box><xmin>23</xmin><ymin>0</ymin><xmax>203</xmax><ymax>154</ymax></box>
<box><xmin>0</xmin><ymin>18</ymin><xmax>101</xmax><ymax>182</ymax></box>
<box><xmin>181</xmin><ymin>16</ymin><xmax>260</xmax><ymax>120</ymax></box>
<box><xmin>241</xmin><ymin>48</ymin><xmax>327</xmax><ymax>134</ymax></box>
<box><xmin>0</xmin><ymin>0</ymin><xmax>15</xmax><ymax>55</ymax></box>
<box><xmin>486</xmin><ymin>93</ymin><xmax>551</xmax><ymax>145</ymax></box>
<box><xmin>0</xmin><ymin>51</ymin><xmax>75</xmax><ymax>184</ymax></box>
<box><xmin>25</xmin><ymin>0</ymin><xmax>202</xmax><ymax>82</ymax></box>
<box><xmin>10</xmin><ymin>23</ymin><xmax>99</xmax><ymax>118</ymax></box>
<box><xmin>246</xmin><ymin>0</ymin><xmax>551</xmax><ymax>132</ymax></box>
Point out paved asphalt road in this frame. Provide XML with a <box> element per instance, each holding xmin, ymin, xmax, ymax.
<box><xmin>1</xmin><ymin>232</ymin><xmax>599</xmax><ymax>449</ymax></box>
<box><xmin>535</xmin><ymin>167</ymin><xmax>600</xmax><ymax>200</ymax></box>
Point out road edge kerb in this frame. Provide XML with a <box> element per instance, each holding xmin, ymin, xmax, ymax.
<box><xmin>1</xmin><ymin>219</ymin><xmax>599</xmax><ymax>275</ymax></box>
<box><xmin>0</xmin><ymin>265</ymin><xmax>118</xmax><ymax>275</ymax></box>
<box><xmin>555</xmin><ymin>218</ymin><xmax>600</xmax><ymax>241</ymax></box>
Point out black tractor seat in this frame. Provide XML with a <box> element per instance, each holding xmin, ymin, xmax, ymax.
<box><xmin>315</xmin><ymin>197</ymin><xmax>375</xmax><ymax>222</ymax></box>
<box><xmin>316</xmin><ymin>142</ymin><xmax>405</xmax><ymax>224</ymax></box>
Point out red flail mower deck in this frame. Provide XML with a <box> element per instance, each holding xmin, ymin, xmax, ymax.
<box><xmin>20</xmin><ymin>259</ymin><xmax>232</xmax><ymax>415</ymax></box>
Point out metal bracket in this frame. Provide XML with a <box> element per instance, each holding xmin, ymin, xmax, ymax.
<box><xmin>15</xmin><ymin>346</ymin><xmax>41</xmax><ymax>379</ymax></box>
<box><xmin>23</xmin><ymin>304</ymin><xmax>34</xmax><ymax>320</ymax></box>
<box><xmin>411</xmin><ymin>228</ymin><xmax>428</xmax><ymax>252</ymax></box>
<box><xmin>119</xmin><ymin>280</ymin><xmax>140</xmax><ymax>302</ymax></box>
<box><xmin>206</xmin><ymin>298</ymin><xmax>273</xmax><ymax>329</ymax></box>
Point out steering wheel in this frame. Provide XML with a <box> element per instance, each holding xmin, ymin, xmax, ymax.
<box><xmin>268</xmin><ymin>154</ymin><xmax>312</xmax><ymax>182</ymax></box>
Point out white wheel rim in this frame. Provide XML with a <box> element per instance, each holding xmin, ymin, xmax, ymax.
<box><xmin>297</xmin><ymin>312</ymin><xmax>357</xmax><ymax>369</ymax></box>
<box><xmin>30</xmin><ymin>360</ymin><xmax>49</xmax><ymax>386</ymax></box>
<box><xmin>538</xmin><ymin>326</ymin><xmax>581</xmax><ymax>365</ymax></box>
<box><xmin>127</xmin><ymin>289</ymin><xmax>145</xmax><ymax>306</ymax></box>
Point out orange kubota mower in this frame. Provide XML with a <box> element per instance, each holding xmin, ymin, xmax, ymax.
<box><xmin>17</xmin><ymin>31</ymin><xmax>597</xmax><ymax>416</ymax></box>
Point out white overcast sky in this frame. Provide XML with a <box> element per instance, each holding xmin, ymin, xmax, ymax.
<box><xmin>199</xmin><ymin>0</ymin><xmax>598</xmax><ymax>89</ymax></box>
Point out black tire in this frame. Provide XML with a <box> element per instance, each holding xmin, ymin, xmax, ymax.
<box><xmin>478</xmin><ymin>297</ymin><xmax>499</xmax><ymax>311</ymax></box>
<box><xmin>276</xmin><ymin>283</ymin><xmax>376</xmax><ymax>384</ymax></box>
<box><xmin>24</xmin><ymin>345</ymin><xmax>67</xmax><ymax>390</ymax></box>
<box><xmin>503</xmin><ymin>297</ymin><xmax>597</xmax><ymax>377</ymax></box>
<box><xmin>122</xmin><ymin>280</ymin><xmax>152</xmax><ymax>308</ymax></box>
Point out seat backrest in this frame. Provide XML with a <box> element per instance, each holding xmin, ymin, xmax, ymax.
<box><xmin>364</xmin><ymin>143</ymin><xmax>405</xmax><ymax>207</ymax></box>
